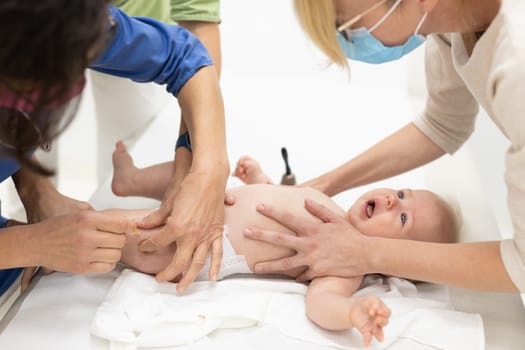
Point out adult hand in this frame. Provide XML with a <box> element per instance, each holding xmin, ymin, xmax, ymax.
<box><xmin>33</xmin><ymin>211</ymin><xmax>134</xmax><ymax>274</ymax></box>
<box><xmin>244</xmin><ymin>198</ymin><xmax>371</xmax><ymax>281</ymax></box>
<box><xmin>21</xmin><ymin>188</ymin><xmax>93</xmax><ymax>279</ymax></box>
<box><xmin>138</xmin><ymin>171</ymin><xmax>226</xmax><ymax>291</ymax></box>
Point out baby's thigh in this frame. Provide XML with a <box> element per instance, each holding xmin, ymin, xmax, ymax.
<box><xmin>121</xmin><ymin>229</ymin><xmax>176</xmax><ymax>275</ymax></box>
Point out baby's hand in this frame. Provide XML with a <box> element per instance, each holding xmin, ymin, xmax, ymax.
<box><xmin>349</xmin><ymin>296</ymin><xmax>391</xmax><ymax>347</ymax></box>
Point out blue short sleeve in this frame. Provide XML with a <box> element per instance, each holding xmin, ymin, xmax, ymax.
<box><xmin>90</xmin><ymin>5</ymin><xmax>213</xmax><ymax>97</ymax></box>
<box><xmin>0</xmin><ymin>158</ymin><xmax>21</xmax><ymax>184</ymax></box>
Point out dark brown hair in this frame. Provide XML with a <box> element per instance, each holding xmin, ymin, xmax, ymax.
<box><xmin>0</xmin><ymin>0</ymin><xmax>112</xmax><ymax>175</ymax></box>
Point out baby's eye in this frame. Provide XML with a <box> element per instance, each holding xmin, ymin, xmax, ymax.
<box><xmin>400</xmin><ymin>213</ymin><xmax>407</xmax><ymax>225</ymax></box>
<box><xmin>397</xmin><ymin>191</ymin><xmax>405</xmax><ymax>200</ymax></box>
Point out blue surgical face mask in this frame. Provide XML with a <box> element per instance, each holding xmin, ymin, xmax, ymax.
<box><xmin>337</xmin><ymin>0</ymin><xmax>427</xmax><ymax>64</ymax></box>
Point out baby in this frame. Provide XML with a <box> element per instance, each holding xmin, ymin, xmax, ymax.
<box><xmin>109</xmin><ymin>142</ymin><xmax>458</xmax><ymax>346</ymax></box>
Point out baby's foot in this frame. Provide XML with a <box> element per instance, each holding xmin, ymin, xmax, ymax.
<box><xmin>232</xmin><ymin>155</ymin><xmax>273</xmax><ymax>185</ymax></box>
<box><xmin>349</xmin><ymin>296</ymin><xmax>391</xmax><ymax>347</ymax></box>
<box><xmin>111</xmin><ymin>141</ymin><xmax>139</xmax><ymax>196</ymax></box>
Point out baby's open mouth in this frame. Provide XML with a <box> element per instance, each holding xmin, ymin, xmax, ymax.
<box><xmin>366</xmin><ymin>200</ymin><xmax>375</xmax><ymax>218</ymax></box>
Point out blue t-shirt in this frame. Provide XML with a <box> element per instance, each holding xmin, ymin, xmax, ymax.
<box><xmin>91</xmin><ymin>5</ymin><xmax>213</xmax><ymax>96</ymax></box>
<box><xmin>0</xmin><ymin>4</ymin><xmax>213</xmax><ymax>295</ymax></box>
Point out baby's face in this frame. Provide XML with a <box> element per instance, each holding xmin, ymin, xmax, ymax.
<box><xmin>346</xmin><ymin>188</ymin><xmax>445</xmax><ymax>241</ymax></box>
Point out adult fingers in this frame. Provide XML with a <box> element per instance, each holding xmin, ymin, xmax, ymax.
<box><xmin>21</xmin><ymin>267</ymin><xmax>37</xmax><ymax>292</ymax></box>
<box><xmin>41</xmin><ymin>267</ymin><xmax>54</xmax><ymax>275</ymax></box>
<box><xmin>93</xmin><ymin>211</ymin><xmax>136</xmax><ymax>235</ymax></box>
<box><xmin>155</xmin><ymin>241</ymin><xmax>194</xmax><ymax>282</ymax></box>
<box><xmin>139</xmin><ymin>217</ymin><xmax>180</xmax><ymax>253</ymax></box>
<box><xmin>176</xmin><ymin>243</ymin><xmax>209</xmax><ymax>292</ymax></box>
<box><xmin>255</xmin><ymin>203</ymin><xmax>311</xmax><ymax>234</ymax></box>
<box><xmin>95</xmin><ymin>231</ymin><xmax>127</xmax><ymax>249</ymax></box>
<box><xmin>92</xmin><ymin>248</ymin><xmax>122</xmax><ymax>264</ymax></box>
<box><xmin>253</xmin><ymin>255</ymin><xmax>304</xmax><ymax>274</ymax></box>
<box><xmin>243</xmin><ymin>227</ymin><xmax>304</xmax><ymax>250</ymax></box>
<box><xmin>87</xmin><ymin>262</ymin><xmax>117</xmax><ymax>274</ymax></box>
<box><xmin>137</xmin><ymin>206</ymin><xmax>170</xmax><ymax>229</ymax></box>
<box><xmin>208</xmin><ymin>236</ymin><xmax>223</xmax><ymax>281</ymax></box>
<box><xmin>304</xmin><ymin>198</ymin><xmax>344</xmax><ymax>224</ymax></box>
<box><xmin>296</xmin><ymin>269</ymin><xmax>315</xmax><ymax>283</ymax></box>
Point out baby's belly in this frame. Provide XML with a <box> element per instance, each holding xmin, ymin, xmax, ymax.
<box><xmin>224</xmin><ymin>185</ymin><xmax>334</xmax><ymax>278</ymax></box>
<box><xmin>226</xmin><ymin>222</ymin><xmax>306</xmax><ymax>278</ymax></box>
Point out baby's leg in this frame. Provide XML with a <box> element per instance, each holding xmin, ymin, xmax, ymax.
<box><xmin>123</xmin><ymin>228</ymin><xmax>177</xmax><ymax>275</ymax></box>
<box><xmin>104</xmin><ymin>208</ymin><xmax>177</xmax><ymax>275</ymax></box>
<box><xmin>111</xmin><ymin>141</ymin><xmax>172</xmax><ymax>200</ymax></box>
<box><xmin>232</xmin><ymin>155</ymin><xmax>273</xmax><ymax>184</ymax></box>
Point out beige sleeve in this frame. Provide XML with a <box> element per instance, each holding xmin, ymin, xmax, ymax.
<box><xmin>413</xmin><ymin>34</ymin><xmax>479</xmax><ymax>154</ymax></box>
<box><xmin>494</xmin><ymin>55</ymin><xmax>525</xmax><ymax>292</ymax></box>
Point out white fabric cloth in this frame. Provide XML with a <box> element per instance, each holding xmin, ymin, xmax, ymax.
<box><xmin>91</xmin><ymin>270</ymin><xmax>484</xmax><ymax>350</ymax></box>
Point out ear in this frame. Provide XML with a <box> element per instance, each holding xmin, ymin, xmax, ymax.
<box><xmin>418</xmin><ymin>0</ymin><xmax>439</xmax><ymax>13</ymax></box>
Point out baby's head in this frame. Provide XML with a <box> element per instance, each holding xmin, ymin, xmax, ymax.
<box><xmin>346</xmin><ymin>188</ymin><xmax>459</xmax><ymax>243</ymax></box>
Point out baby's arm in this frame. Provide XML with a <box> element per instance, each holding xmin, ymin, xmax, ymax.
<box><xmin>306</xmin><ymin>276</ymin><xmax>390</xmax><ymax>347</ymax></box>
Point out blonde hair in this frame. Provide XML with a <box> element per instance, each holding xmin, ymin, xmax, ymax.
<box><xmin>293</xmin><ymin>0</ymin><xmax>348</xmax><ymax>68</ymax></box>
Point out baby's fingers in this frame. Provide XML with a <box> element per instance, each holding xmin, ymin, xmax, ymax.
<box><xmin>374</xmin><ymin>327</ymin><xmax>385</xmax><ymax>342</ymax></box>
<box><xmin>362</xmin><ymin>330</ymin><xmax>373</xmax><ymax>347</ymax></box>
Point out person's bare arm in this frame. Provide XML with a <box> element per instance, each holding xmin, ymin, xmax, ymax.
<box><xmin>0</xmin><ymin>211</ymin><xmax>133</xmax><ymax>273</ymax></box>
<box><xmin>138</xmin><ymin>65</ymin><xmax>229</xmax><ymax>292</ymax></box>
<box><xmin>12</xmin><ymin>163</ymin><xmax>92</xmax><ymax>223</ymax></box>
<box><xmin>249</xmin><ymin>199</ymin><xmax>519</xmax><ymax>292</ymax></box>
<box><xmin>303</xmin><ymin>123</ymin><xmax>444</xmax><ymax>196</ymax></box>
<box><xmin>306</xmin><ymin>276</ymin><xmax>390</xmax><ymax>346</ymax></box>
<box><xmin>369</xmin><ymin>238</ymin><xmax>518</xmax><ymax>292</ymax></box>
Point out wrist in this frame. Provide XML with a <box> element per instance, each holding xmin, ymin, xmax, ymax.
<box><xmin>175</xmin><ymin>132</ymin><xmax>192</xmax><ymax>152</ymax></box>
<box><xmin>192</xmin><ymin>156</ymin><xmax>230</xmax><ymax>183</ymax></box>
<box><xmin>0</xmin><ymin>224</ymin><xmax>41</xmax><ymax>268</ymax></box>
<box><xmin>363</xmin><ymin>235</ymin><xmax>385</xmax><ymax>274</ymax></box>
<box><xmin>311</xmin><ymin>174</ymin><xmax>339</xmax><ymax>197</ymax></box>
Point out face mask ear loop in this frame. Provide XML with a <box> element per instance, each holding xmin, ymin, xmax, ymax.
<box><xmin>337</xmin><ymin>0</ymin><xmax>388</xmax><ymax>32</ymax></box>
<box><xmin>369</xmin><ymin>0</ymin><xmax>403</xmax><ymax>33</ymax></box>
<box><xmin>414</xmin><ymin>12</ymin><xmax>428</xmax><ymax>35</ymax></box>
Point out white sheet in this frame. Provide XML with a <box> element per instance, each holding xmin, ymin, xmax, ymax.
<box><xmin>91</xmin><ymin>269</ymin><xmax>484</xmax><ymax>350</ymax></box>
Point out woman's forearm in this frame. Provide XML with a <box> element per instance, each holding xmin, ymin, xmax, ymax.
<box><xmin>0</xmin><ymin>224</ymin><xmax>39</xmax><ymax>269</ymax></box>
<box><xmin>368</xmin><ymin>237</ymin><xmax>518</xmax><ymax>292</ymax></box>
<box><xmin>177</xmin><ymin>65</ymin><xmax>229</xmax><ymax>177</ymax></box>
<box><xmin>312</xmin><ymin>123</ymin><xmax>444</xmax><ymax>196</ymax></box>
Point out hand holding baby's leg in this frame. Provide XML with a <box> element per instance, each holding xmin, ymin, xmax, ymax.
<box><xmin>348</xmin><ymin>296</ymin><xmax>391</xmax><ymax>347</ymax></box>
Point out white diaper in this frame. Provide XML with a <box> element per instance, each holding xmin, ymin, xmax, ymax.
<box><xmin>195</xmin><ymin>225</ymin><xmax>251</xmax><ymax>281</ymax></box>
